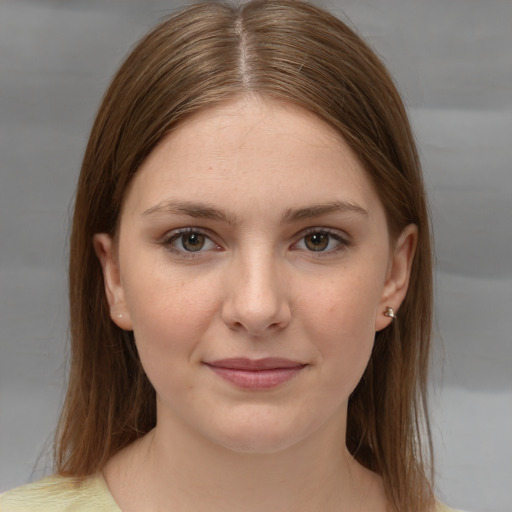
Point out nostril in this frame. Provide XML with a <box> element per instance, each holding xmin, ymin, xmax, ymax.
<box><xmin>229</xmin><ymin>321</ymin><xmax>245</xmax><ymax>331</ymax></box>
<box><xmin>223</xmin><ymin>309</ymin><xmax>291</xmax><ymax>337</ymax></box>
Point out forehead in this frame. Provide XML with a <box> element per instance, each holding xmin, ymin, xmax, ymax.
<box><xmin>122</xmin><ymin>97</ymin><xmax>384</xmax><ymax>223</ymax></box>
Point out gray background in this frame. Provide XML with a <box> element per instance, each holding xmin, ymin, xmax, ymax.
<box><xmin>0</xmin><ymin>0</ymin><xmax>511</xmax><ymax>510</ymax></box>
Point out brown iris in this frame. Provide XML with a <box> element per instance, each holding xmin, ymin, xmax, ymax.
<box><xmin>181</xmin><ymin>233</ymin><xmax>206</xmax><ymax>252</ymax></box>
<box><xmin>304</xmin><ymin>232</ymin><xmax>329</xmax><ymax>251</ymax></box>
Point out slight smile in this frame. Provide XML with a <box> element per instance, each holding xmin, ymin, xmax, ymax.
<box><xmin>204</xmin><ymin>358</ymin><xmax>308</xmax><ymax>390</ymax></box>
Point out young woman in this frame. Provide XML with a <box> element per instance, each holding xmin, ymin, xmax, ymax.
<box><xmin>1</xmin><ymin>1</ymin><xmax>458</xmax><ymax>510</ymax></box>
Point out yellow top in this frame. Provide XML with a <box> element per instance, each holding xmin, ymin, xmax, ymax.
<box><xmin>0</xmin><ymin>473</ymin><xmax>462</xmax><ymax>511</ymax></box>
<box><xmin>0</xmin><ymin>474</ymin><xmax>120</xmax><ymax>512</ymax></box>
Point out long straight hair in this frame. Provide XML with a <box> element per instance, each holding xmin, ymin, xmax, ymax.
<box><xmin>57</xmin><ymin>1</ymin><xmax>435</xmax><ymax>510</ymax></box>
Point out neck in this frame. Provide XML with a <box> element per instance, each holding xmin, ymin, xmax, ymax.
<box><xmin>104</xmin><ymin>410</ymin><xmax>385</xmax><ymax>512</ymax></box>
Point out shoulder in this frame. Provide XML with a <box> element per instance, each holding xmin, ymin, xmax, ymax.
<box><xmin>0</xmin><ymin>473</ymin><xmax>121</xmax><ymax>512</ymax></box>
<box><xmin>436</xmin><ymin>503</ymin><xmax>467</xmax><ymax>512</ymax></box>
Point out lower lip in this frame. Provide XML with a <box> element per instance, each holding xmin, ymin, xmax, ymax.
<box><xmin>207</xmin><ymin>366</ymin><xmax>306</xmax><ymax>390</ymax></box>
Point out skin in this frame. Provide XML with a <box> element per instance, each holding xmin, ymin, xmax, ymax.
<box><xmin>94</xmin><ymin>96</ymin><xmax>417</xmax><ymax>512</ymax></box>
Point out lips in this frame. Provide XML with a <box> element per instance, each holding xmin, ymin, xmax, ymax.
<box><xmin>205</xmin><ymin>358</ymin><xmax>307</xmax><ymax>390</ymax></box>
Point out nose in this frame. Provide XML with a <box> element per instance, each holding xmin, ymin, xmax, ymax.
<box><xmin>221</xmin><ymin>248</ymin><xmax>291</xmax><ymax>337</ymax></box>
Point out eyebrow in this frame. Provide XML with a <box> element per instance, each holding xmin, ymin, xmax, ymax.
<box><xmin>141</xmin><ymin>199</ymin><xmax>368</xmax><ymax>224</ymax></box>
<box><xmin>281</xmin><ymin>201</ymin><xmax>368</xmax><ymax>222</ymax></box>
<box><xmin>141</xmin><ymin>200</ymin><xmax>238</xmax><ymax>225</ymax></box>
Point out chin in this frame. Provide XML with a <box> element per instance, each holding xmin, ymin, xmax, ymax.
<box><xmin>199</xmin><ymin>406</ymin><xmax>326</xmax><ymax>456</ymax></box>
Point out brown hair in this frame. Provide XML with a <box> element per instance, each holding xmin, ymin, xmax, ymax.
<box><xmin>57</xmin><ymin>1</ymin><xmax>435</xmax><ymax>510</ymax></box>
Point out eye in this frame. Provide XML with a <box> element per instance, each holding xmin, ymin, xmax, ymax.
<box><xmin>293</xmin><ymin>229</ymin><xmax>349</xmax><ymax>253</ymax></box>
<box><xmin>304</xmin><ymin>232</ymin><xmax>330</xmax><ymax>251</ymax></box>
<box><xmin>166</xmin><ymin>229</ymin><xmax>220</xmax><ymax>253</ymax></box>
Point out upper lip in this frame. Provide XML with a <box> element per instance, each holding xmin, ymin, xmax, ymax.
<box><xmin>205</xmin><ymin>358</ymin><xmax>306</xmax><ymax>371</ymax></box>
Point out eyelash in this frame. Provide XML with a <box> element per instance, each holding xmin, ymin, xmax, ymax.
<box><xmin>160</xmin><ymin>227</ymin><xmax>350</xmax><ymax>257</ymax></box>
<box><xmin>293</xmin><ymin>227</ymin><xmax>350</xmax><ymax>256</ymax></box>
<box><xmin>162</xmin><ymin>228</ymin><xmax>221</xmax><ymax>257</ymax></box>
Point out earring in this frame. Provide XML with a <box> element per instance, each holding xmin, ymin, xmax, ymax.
<box><xmin>384</xmin><ymin>307</ymin><xmax>396</xmax><ymax>319</ymax></box>
<box><xmin>112</xmin><ymin>307</ymin><xmax>123</xmax><ymax>319</ymax></box>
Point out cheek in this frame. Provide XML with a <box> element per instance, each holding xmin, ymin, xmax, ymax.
<box><xmin>298</xmin><ymin>267</ymin><xmax>384</xmax><ymax>381</ymax></box>
<box><xmin>122</xmin><ymin>266</ymin><xmax>219</xmax><ymax>375</ymax></box>
<box><xmin>299</xmin><ymin>262</ymin><xmax>383</xmax><ymax>332</ymax></box>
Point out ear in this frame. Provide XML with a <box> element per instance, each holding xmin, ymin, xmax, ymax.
<box><xmin>375</xmin><ymin>224</ymin><xmax>418</xmax><ymax>332</ymax></box>
<box><xmin>93</xmin><ymin>233</ymin><xmax>133</xmax><ymax>331</ymax></box>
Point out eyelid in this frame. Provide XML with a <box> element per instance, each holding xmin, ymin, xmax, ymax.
<box><xmin>291</xmin><ymin>227</ymin><xmax>351</xmax><ymax>254</ymax></box>
<box><xmin>161</xmin><ymin>227</ymin><xmax>222</xmax><ymax>256</ymax></box>
<box><xmin>302</xmin><ymin>226</ymin><xmax>349</xmax><ymax>239</ymax></box>
<box><xmin>158</xmin><ymin>226</ymin><xmax>350</xmax><ymax>257</ymax></box>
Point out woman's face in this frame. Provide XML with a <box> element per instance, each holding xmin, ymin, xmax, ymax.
<box><xmin>95</xmin><ymin>97</ymin><xmax>416</xmax><ymax>454</ymax></box>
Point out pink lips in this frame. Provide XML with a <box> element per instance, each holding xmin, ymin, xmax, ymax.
<box><xmin>205</xmin><ymin>358</ymin><xmax>306</xmax><ymax>390</ymax></box>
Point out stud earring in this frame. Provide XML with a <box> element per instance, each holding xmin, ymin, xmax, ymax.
<box><xmin>112</xmin><ymin>307</ymin><xmax>123</xmax><ymax>319</ymax></box>
<box><xmin>384</xmin><ymin>307</ymin><xmax>396</xmax><ymax>319</ymax></box>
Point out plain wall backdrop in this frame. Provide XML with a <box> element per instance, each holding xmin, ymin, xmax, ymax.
<box><xmin>1</xmin><ymin>1</ymin><xmax>511</xmax><ymax>510</ymax></box>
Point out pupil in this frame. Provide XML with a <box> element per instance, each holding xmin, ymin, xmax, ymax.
<box><xmin>183</xmin><ymin>233</ymin><xmax>205</xmax><ymax>251</ymax></box>
<box><xmin>306</xmin><ymin>233</ymin><xmax>328</xmax><ymax>251</ymax></box>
